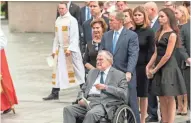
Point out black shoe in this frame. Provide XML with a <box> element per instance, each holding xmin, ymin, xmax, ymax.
<box><xmin>2</xmin><ymin>108</ymin><xmax>12</xmax><ymax>114</ymax></box>
<box><xmin>42</xmin><ymin>94</ymin><xmax>59</xmax><ymax>101</ymax></box>
<box><xmin>43</xmin><ymin>88</ymin><xmax>59</xmax><ymax>101</ymax></box>
<box><xmin>145</xmin><ymin>116</ymin><xmax>159</xmax><ymax>122</ymax></box>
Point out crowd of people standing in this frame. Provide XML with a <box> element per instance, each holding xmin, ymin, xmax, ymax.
<box><xmin>41</xmin><ymin>1</ymin><xmax>190</xmax><ymax>123</ymax></box>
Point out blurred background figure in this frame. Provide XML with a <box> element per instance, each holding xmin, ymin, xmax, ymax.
<box><xmin>102</xmin><ymin>1</ymin><xmax>116</xmax><ymax>17</ymax></box>
<box><xmin>79</xmin><ymin>1</ymin><xmax>91</xmax><ymax>26</ymax></box>
<box><xmin>182</xmin><ymin>1</ymin><xmax>190</xmax><ymax>15</ymax></box>
<box><xmin>123</xmin><ymin>8</ymin><xmax>135</xmax><ymax>30</ymax></box>
<box><xmin>175</xmin><ymin>5</ymin><xmax>190</xmax><ymax>116</ymax></box>
<box><xmin>116</xmin><ymin>1</ymin><xmax>128</xmax><ymax>12</ymax></box>
<box><xmin>79</xmin><ymin>1</ymin><xmax>91</xmax><ymax>53</ymax></box>
<box><xmin>164</xmin><ymin>1</ymin><xmax>177</xmax><ymax>12</ymax></box>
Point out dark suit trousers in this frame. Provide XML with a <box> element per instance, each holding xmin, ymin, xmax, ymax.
<box><xmin>128</xmin><ymin>73</ymin><xmax>141</xmax><ymax>123</ymax></box>
<box><xmin>183</xmin><ymin>67</ymin><xmax>190</xmax><ymax>108</ymax></box>
<box><xmin>148</xmin><ymin>80</ymin><xmax>158</xmax><ymax>118</ymax></box>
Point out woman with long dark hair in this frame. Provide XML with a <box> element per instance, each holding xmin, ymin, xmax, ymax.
<box><xmin>146</xmin><ymin>8</ymin><xmax>187</xmax><ymax>123</ymax></box>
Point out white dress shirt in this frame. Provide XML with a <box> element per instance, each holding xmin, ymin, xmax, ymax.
<box><xmin>0</xmin><ymin>29</ymin><xmax>7</xmax><ymax>50</ymax></box>
<box><xmin>113</xmin><ymin>26</ymin><xmax>124</xmax><ymax>43</ymax></box>
<box><xmin>89</xmin><ymin>66</ymin><xmax>111</xmax><ymax>95</ymax></box>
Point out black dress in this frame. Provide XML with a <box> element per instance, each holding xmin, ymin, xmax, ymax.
<box><xmin>83</xmin><ymin>41</ymin><xmax>100</xmax><ymax>70</ymax></box>
<box><xmin>134</xmin><ymin>25</ymin><xmax>155</xmax><ymax>97</ymax></box>
<box><xmin>151</xmin><ymin>31</ymin><xmax>187</xmax><ymax>96</ymax></box>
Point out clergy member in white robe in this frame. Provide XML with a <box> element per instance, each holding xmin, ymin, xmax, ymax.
<box><xmin>43</xmin><ymin>2</ymin><xmax>85</xmax><ymax>101</ymax></box>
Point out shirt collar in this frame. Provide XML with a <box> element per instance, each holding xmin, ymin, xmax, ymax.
<box><xmin>93</xmin><ymin>14</ymin><xmax>102</xmax><ymax>20</ymax></box>
<box><xmin>114</xmin><ymin>26</ymin><xmax>124</xmax><ymax>35</ymax></box>
<box><xmin>152</xmin><ymin>15</ymin><xmax>158</xmax><ymax>24</ymax></box>
<box><xmin>60</xmin><ymin>11</ymin><xmax>71</xmax><ymax>18</ymax></box>
<box><xmin>101</xmin><ymin>66</ymin><xmax>111</xmax><ymax>75</ymax></box>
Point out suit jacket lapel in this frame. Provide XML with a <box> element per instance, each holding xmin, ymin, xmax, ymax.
<box><xmin>114</xmin><ymin>28</ymin><xmax>126</xmax><ymax>55</ymax></box>
<box><xmin>105</xmin><ymin>67</ymin><xmax>114</xmax><ymax>84</ymax></box>
<box><xmin>86</xmin><ymin>69</ymin><xmax>99</xmax><ymax>95</ymax></box>
<box><xmin>108</xmin><ymin>31</ymin><xmax>114</xmax><ymax>53</ymax></box>
<box><xmin>82</xmin><ymin>7</ymin><xmax>86</xmax><ymax>22</ymax></box>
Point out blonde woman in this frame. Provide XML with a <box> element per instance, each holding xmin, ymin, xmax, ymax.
<box><xmin>175</xmin><ymin>5</ymin><xmax>190</xmax><ymax>115</ymax></box>
<box><xmin>132</xmin><ymin>6</ymin><xmax>155</xmax><ymax>123</ymax></box>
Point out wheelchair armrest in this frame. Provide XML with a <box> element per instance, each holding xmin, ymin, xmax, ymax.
<box><xmin>106</xmin><ymin>101</ymin><xmax>124</xmax><ymax>108</ymax></box>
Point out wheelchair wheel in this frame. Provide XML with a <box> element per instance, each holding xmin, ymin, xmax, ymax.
<box><xmin>112</xmin><ymin>105</ymin><xmax>136</xmax><ymax>123</ymax></box>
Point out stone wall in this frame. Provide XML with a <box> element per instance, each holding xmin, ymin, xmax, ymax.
<box><xmin>8</xmin><ymin>1</ymin><xmax>181</xmax><ymax>32</ymax></box>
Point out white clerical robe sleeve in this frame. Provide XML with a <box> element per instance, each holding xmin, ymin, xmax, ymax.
<box><xmin>0</xmin><ymin>29</ymin><xmax>7</xmax><ymax>50</ymax></box>
<box><xmin>52</xmin><ymin>35</ymin><xmax>58</xmax><ymax>54</ymax></box>
<box><xmin>68</xmin><ymin>18</ymin><xmax>79</xmax><ymax>52</ymax></box>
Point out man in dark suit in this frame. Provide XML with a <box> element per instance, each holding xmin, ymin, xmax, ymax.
<box><xmin>100</xmin><ymin>11</ymin><xmax>140</xmax><ymax>123</ymax></box>
<box><xmin>81</xmin><ymin>1</ymin><xmax>109</xmax><ymax>55</ymax></box>
<box><xmin>144</xmin><ymin>2</ymin><xmax>160</xmax><ymax>122</ymax></box>
<box><xmin>56</xmin><ymin>1</ymin><xmax>80</xmax><ymax>21</ymax></box>
<box><xmin>63</xmin><ymin>50</ymin><xmax>129</xmax><ymax>123</ymax></box>
<box><xmin>179</xmin><ymin>21</ymin><xmax>190</xmax><ymax>109</ymax></box>
<box><xmin>78</xmin><ymin>2</ymin><xmax>91</xmax><ymax>53</ymax></box>
<box><xmin>79</xmin><ymin>2</ymin><xmax>92</xmax><ymax>26</ymax></box>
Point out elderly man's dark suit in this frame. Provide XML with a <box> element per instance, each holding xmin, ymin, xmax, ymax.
<box><xmin>100</xmin><ymin>27</ymin><xmax>140</xmax><ymax>123</ymax></box>
<box><xmin>80</xmin><ymin>16</ymin><xmax>109</xmax><ymax>54</ymax></box>
<box><xmin>63</xmin><ymin>67</ymin><xmax>128</xmax><ymax>123</ymax></box>
<box><xmin>179</xmin><ymin>21</ymin><xmax>190</xmax><ymax>108</ymax></box>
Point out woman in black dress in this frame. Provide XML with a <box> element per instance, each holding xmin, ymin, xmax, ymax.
<box><xmin>83</xmin><ymin>18</ymin><xmax>108</xmax><ymax>71</ymax></box>
<box><xmin>175</xmin><ymin>5</ymin><xmax>190</xmax><ymax>115</ymax></box>
<box><xmin>146</xmin><ymin>8</ymin><xmax>187</xmax><ymax>123</ymax></box>
<box><xmin>133</xmin><ymin>6</ymin><xmax>155</xmax><ymax>123</ymax></box>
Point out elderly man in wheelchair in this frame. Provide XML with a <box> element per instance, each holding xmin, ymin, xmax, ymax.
<box><xmin>63</xmin><ymin>50</ymin><xmax>136</xmax><ymax>123</ymax></box>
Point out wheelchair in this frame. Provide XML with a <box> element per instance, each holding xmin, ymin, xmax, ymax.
<box><xmin>75</xmin><ymin>101</ymin><xmax>136</xmax><ymax>123</ymax></box>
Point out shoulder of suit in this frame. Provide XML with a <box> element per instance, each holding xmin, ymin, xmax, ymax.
<box><xmin>89</xmin><ymin>68</ymin><xmax>99</xmax><ymax>75</ymax></box>
<box><xmin>71</xmin><ymin>3</ymin><xmax>80</xmax><ymax>9</ymax></box>
<box><xmin>83</xmin><ymin>19</ymin><xmax>91</xmax><ymax>25</ymax></box>
<box><xmin>103</xmin><ymin>30</ymin><xmax>112</xmax><ymax>36</ymax></box>
<box><xmin>111</xmin><ymin>67</ymin><xmax>125</xmax><ymax>77</ymax></box>
<box><xmin>124</xmin><ymin>28</ymin><xmax>137</xmax><ymax>35</ymax></box>
<box><xmin>81</xmin><ymin>6</ymin><xmax>86</xmax><ymax>10</ymax></box>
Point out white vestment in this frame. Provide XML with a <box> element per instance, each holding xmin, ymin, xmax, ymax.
<box><xmin>0</xmin><ymin>29</ymin><xmax>7</xmax><ymax>50</ymax></box>
<box><xmin>52</xmin><ymin>12</ymin><xmax>85</xmax><ymax>89</ymax></box>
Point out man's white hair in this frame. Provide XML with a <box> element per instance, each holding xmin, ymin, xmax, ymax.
<box><xmin>98</xmin><ymin>50</ymin><xmax>113</xmax><ymax>64</ymax></box>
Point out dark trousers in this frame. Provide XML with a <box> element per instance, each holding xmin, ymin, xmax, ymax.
<box><xmin>128</xmin><ymin>73</ymin><xmax>141</xmax><ymax>123</ymax></box>
<box><xmin>148</xmin><ymin>94</ymin><xmax>158</xmax><ymax>118</ymax></box>
<box><xmin>183</xmin><ymin>67</ymin><xmax>190</xmax><ymax>109</ymax></box>
<box><xmin>148</xmin><ymin>80</ymin><xmax>158</xmax><ymax>118</ymax></box>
